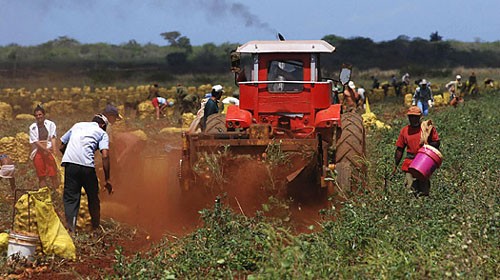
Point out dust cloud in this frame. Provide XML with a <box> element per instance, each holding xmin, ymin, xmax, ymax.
<box><xmin>100</xmin><ymin>135</ymin><xmax>202</xmax><ymax>240</ymax></box>
<box><xmin>100</xmin><ymin>134</ymin><xmax>331</xmax><ymax>240</ymax></box>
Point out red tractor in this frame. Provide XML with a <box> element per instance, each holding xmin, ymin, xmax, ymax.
<box><xmin>179</xmin><ymin>40</ymin><xmax>365</xmax><ymax>200</ymax></box>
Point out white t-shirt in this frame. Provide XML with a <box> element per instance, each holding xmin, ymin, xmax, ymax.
<box><xmin>29</xmin><ymin>119</ymin><xmax>57</xmax><ymax>149</ymax></box>
<box><xmin>157</xmin><ymin>97</ymin><xmax>167</xmax><ymax>105</ymax></box>
<box><xmin>60</xmin><ymin>122</ymin><xmax>109</xmax><ymax>168</ymax></box>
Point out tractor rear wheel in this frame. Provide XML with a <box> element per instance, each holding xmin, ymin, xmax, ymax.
<box><xmin>335</xmin><ymin>111</ymin><xmax>366</xmax><ymax>197</ymax></box>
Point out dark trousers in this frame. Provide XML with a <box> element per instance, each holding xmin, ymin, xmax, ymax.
<box><xmin>63</xmin><ymin>163</ymin><xmax>100</xmax><ymax>231</ymax></box>
<box><xmin>405</xmin><ymin>172</ymin><xmax>430</xmax><ymax>197</ymax></box>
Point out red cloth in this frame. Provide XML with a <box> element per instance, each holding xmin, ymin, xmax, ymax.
<box><xmin>151</xmin><ymin>97</ymin><xmax>159</xmax><ymax>108</ymax></box>
<box><xmin>33</xmin><ymin>151</ymin><xmax>57</xmax><ymax>177</ymax></box>
<box><xmin>396</xmin><ymin>125</ymin><xmax>440</xmax><ymax>171</ymax></box>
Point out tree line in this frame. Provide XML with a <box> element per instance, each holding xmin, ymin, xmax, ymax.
<box><xmin>0</xmin><ymin>32</ymin><xmax>499</xmax><ymax>85</ymax></box>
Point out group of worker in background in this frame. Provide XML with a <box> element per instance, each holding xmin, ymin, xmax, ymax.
<box><xmin>339</xmin><ymin>70</ymin><xmax>490</xmax><ymax>117</ymax></box>
<box><xmin>147</xmin><ymin>82</ymin><xmax>239</xmax><ymax>133</ymax></box>
<box><xmin>148</xmin><ymin>83</ymin><xmax>202</xmax><ymax>122</ymax></box>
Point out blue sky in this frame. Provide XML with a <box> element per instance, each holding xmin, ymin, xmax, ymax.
<box><xmin>1</xmin><ymin>0</ymin><xmax>499</xmax><ymax>46</ymax></box>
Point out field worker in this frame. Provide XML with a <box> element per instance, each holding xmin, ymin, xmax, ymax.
<box><xmin>174</xmin><ymin>84</ymin><xmax>188</xmax><ymax>124</ymax></box>
<box><xmin>182</xmin><ymin>92</ymin><xmax>201</xmax><ymax>115</ymax></box>
<box><xmin>0</xmin><ymin>154</ymin><xmax>16</xmax><ymax>196</ymax></box>
<box><xmin>402</xmin><ymin>73</ymin><xmax>410</xmax><ymax>86</ymax></box>
<box><xmin>342</xmin><ymin>81</ymin><xmax>360</xmax><ymax>111</ymax></box>
<box><xmin>467</xmin><ymin>72</ymin><xmax>478</xmax><ymax>95</ymax></box>
<box><xmin>59</xmin><ymin>114</ymin><xmax>112</xmax><ymax>232</ymax></box>
<box><xmin>357</xmin><ymin>85</ymin><xmax>366</xmax><ymax>109</ymax></box>
<box><xmin>29</xmin><ymin>104</ymin><xmax>58</xmax><ymax>189</ymax></box>
<box><xmin>371</xmin><ymin>76</ymin><xmax>380</xmax><ymax>89</ymax></box>
<box><xmin>201</xmin><ymin>85</ymin><xmax>223</xmax><ymax>131</ymax></box>
<box><xmin>446</xmin><ymin>75</ymin><xmax>464</xmax><ymax>106</ymax></box>
<box><xmin>412</xmin><ymin>79</ymin><xmax>434</xmax><ymax>116</ymax></box>
<box><xmin>188</xmin><ymin>93</ymin><xmax>211</xmax><ymax>133</ymax></box>
<box><xmin>402</xmin><ymin>73</ymin><xmax>411</xmax><ymax>94</ymax></box>
<box><xmin>152</xmin><ymin>95</ymin><xmax>172</xmax><ymax>120</ymax></box>
<box><xmin>393</xmin><ymin>106</ymin><xmax>440</xmax><ymax>197</ymax></box>
<box><xmin>147</xmin><ymin>83</ymin><xmax>159</xmax><ymax>100</ymax></box>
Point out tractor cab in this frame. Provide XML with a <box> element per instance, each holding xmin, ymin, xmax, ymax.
<box><xmin>228</xmin><ymin>40</ymin><xmax>350</xmax><ymax>137</ymax></box>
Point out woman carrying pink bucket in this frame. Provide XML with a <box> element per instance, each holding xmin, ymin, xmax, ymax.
<box><xmin>393</xmin><ymin>106</ymin><xmax>442</xmax><ymax>197</ymax></box>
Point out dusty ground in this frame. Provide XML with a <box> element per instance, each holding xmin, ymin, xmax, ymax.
<box><xmin>1</xmin><ymin>131</ymin><xmax>329</xmax><ymax>279</ymax></box>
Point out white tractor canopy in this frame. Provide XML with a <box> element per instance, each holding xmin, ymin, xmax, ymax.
<box><xmin>236</xmin><ymin>40</ymin><xmax>335</xmax><ymax>54</ymax></box>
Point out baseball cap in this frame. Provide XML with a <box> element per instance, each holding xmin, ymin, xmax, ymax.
<box><xmin>103</xmin><ymin>104</ymin><xmax>123</xmax><ymax>120</ymax></box>
<box><xmin>419</xmin><ymin>79</ymin><xmax>428</xmax><ymax>85</ymax></box>
<box><xmin>348</xmin><ymin>81</ymin><xmax>356</xmax><ymax>89</ymax></box>
<box><xmin>95</xmin><ymin>114</ymin><xmax>109</xmax><ymax>126</ymax></box>
<box><xmin>212</xmin><ymin>85</ymin><xmax>224</xmax><ymax>93</ymax></box>
<box><xmin>407</xmin><ymin>106</ymin><xmax>422</xmax><ymax>116</ymax></box>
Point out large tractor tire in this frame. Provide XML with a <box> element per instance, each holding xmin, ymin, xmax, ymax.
<box><xmin>335</xmin><ymin>111</ymin><xmax>367</xmax><ymax>197</ymax></box>
<box><xmin>205</xmin><ymin>113</ymin><xmax>227</xmax><ymax>134</ymax></box>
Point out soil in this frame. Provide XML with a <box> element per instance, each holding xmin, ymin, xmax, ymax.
<box><xmin>2</xmin><ymin>131</ymin><xmax>332</xmax><ymax>279</ymax></box>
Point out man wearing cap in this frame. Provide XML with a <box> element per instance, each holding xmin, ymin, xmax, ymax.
<box><xmin>201</xmin><ymin>85</ymin><xmax>223</xmax><ymax>131</ymax></box>
<box><xmin>59</xmin><ymin>114</ymin><xmax>112</xmax><ymax>232</ymax></box>
<box><xmin>342</xmin><ymin>81</ymin><xmax>360</xmax><ymax>111</ymax></box>
<box><xmin>102</xmin><ymin>103</ymin><xmax>123</xmax><ymax>125</ymax></box>
<box><xmin>394</xmin><ymin>106</ymin><xmax>440</xmax><ymax>197</ymax></box>
<box><xmin>402</xmin><ymin>73</ymin><xmax>411</xmax><ymax>94</ymax></box>
<box><xmin>412</xmin><ymin>79</ymin><xmax>434</xmax><ymax>116</ymax></box>
<box><xmin>446</xmin><ymin>75</ymin><xmax>464</xmax><ymax>106</ymax></box>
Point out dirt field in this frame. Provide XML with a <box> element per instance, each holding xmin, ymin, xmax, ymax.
<box><xmin>0</xmin><ymin>126</ymin><xmax>331</xmax><ymax>278</ymax></box>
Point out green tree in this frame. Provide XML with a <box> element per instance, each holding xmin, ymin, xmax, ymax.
<box><xmin>160</xmin><ymin>31</ymin><xmax>181</xmax><ymax>46</ymax></box>
<box><xmin>177</xmin><ymin>36</ymin><xmax>192</xmax><ymax>54</ymax></box>
<box><xmin>430</xmin><ymin>31</ymin><xmax>443</xmax><ymax>42</ymax></box>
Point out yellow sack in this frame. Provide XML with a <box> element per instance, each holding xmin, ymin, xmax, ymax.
<box><xmin>365</xmin><ymin>97</ymin><xmax>371</xmax><ymax>113</ymax></box>
<box><xmin>17</xmin><ymin>188</ymin><xmax>76</xmax><ymax>260</ymax></box>
<box><xmin>0</xmin><ymin>232</ymin><xmax>8</xmax><ymax>253</ymax></box>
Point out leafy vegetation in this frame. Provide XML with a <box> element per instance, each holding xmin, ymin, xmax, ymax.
<box><xmin>111</xmin><ymin>92</ymin><xmax>499</xmax><ymax>278</ymax></box>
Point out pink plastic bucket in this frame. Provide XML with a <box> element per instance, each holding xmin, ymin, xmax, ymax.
<box><xmin>409</xmin><ymin>145</ymin><xmax>443</xmax><ymax>180</ymax></box>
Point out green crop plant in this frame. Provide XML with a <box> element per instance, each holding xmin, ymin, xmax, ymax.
<box><xmin>112</xmin><ymin>91</ymin><xmax>499</xmax><ymax>279</ymax></box>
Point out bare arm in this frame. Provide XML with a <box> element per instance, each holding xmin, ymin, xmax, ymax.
<box><xmin>393</xmin><ymin>147</ymin><xmax>404</xmax><ymax>175</ymax></box>
<box><xmin>101</xmin><ymin>149</ymin><xmax>110</xmax><ymax>182</ymax></box>
<box><xmin>51</xmin><ymin>137</ymin><xmax>57</xmax><ymax>154</ymax></box>
<box><xmin>395</xmin><ymin>147</ymin><xmax>404</xmax><ymax>167</ymax></box>
<box><xmin>59</xmin><ymin>143</ymin><xmax>67</xmax><ymax>155</ymax></box>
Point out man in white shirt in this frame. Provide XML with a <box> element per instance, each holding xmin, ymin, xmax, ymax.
<box><xmin>59</xmin><ymin>114</ymin><xmax>112</xmax><ymax>232</ymax></box>
<box><xmin>29</xmin><ymin>105</ymin><xmax>58</xmax><ymax>189</ymax></box>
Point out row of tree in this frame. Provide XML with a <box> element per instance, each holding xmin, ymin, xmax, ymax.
<box><xmin>0</xmin><ymin>32</ymin><xmax>499</xmax><ymax>84</ymax></box>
